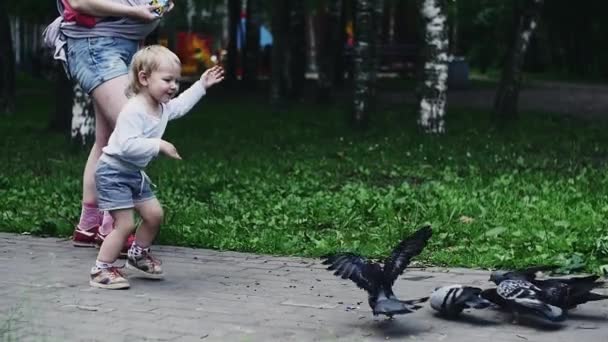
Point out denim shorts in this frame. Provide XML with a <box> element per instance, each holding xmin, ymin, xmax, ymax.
<box><xmin>66</xmin><ymin>36</ymin><xmax>139</xmax><ymax>94</ymax></box>
<box><xmin>95</xmin><ymin>159</ymin><xmax>155</xmax><ymax>211</ymax></box>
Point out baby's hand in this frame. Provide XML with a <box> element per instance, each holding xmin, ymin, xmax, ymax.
<box><xmin>200</xmin><ymin>66</ymin><xmax>225</xmax><ymax>89</ymax></box>
<box><xmin>159</xmin><ymin>140</ymin><xmax>182</xmax><ymax>160</ymax></box>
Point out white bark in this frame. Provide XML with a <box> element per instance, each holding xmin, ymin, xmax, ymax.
<box><xmin>186</xmin><ymin>0</ymin><xmax>196</xmax><ymax>32</ymax></box>
<box><xmin>70</xmin><ymin>83</ymin><xmax>95</xmax><ymax>145</ymax></box>
<box><xmin>418</xmin><ymin>0</ymin><xmax>449</xmax><ymax>133</ymax></box>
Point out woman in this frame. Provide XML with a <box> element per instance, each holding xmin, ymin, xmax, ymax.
<box><xmin>47</xmin><ymin>0</ymin><xmax>174</xmax><ymax>252</ymax></box>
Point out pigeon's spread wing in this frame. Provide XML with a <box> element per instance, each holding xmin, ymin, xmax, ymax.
<box><xmin>383</xmin><ymin>225</ymin><xmax>433</xmax><ymax>285</ymax></box>
<box><xmin>322</xmin><ymin>253</ymin><xmax>380</xmax><ymax>293</ymax></box>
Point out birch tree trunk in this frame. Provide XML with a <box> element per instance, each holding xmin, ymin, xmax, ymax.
<box><xmin>351</xmin><ymin>0</ymin><xmax>374</xmax><ymax>129</ymax></box>
<box><xmin>494</xmin><ymin>0</ymin><xmax>543</xmax><ymax>122</ymax></box>
<box><xmin>418</xmin><ymin>0</ymin><xmax>449</xmax><ymax>134</ymax></box>
<box><xmin>371</xmin><ymin>0</ymin><xmax>384</xmax><ymax>100</ymax></box>
<box><xmin>333</xmin><ymin>0</ymin><xmax>349</xmax><ymax>88</ymax></box>
<box><xmin>70</xmin><ymin>83</ymin><xmax>95</xmax><ymax>146</ymax></box>
<box><xmin>0</xmin><ymin>3</ymin><xmax>15</xmax><ymax>115</ymax></box>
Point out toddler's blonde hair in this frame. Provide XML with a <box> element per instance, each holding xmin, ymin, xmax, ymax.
<box><xmin>125</xmin><ymin>45</ymin><xmax>181</xmax><ymax>97</ymax></box>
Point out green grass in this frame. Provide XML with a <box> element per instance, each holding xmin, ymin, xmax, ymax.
<box><xmin>2</xmin><ymin>78</ymin><xmax>608</xmax><ymax>273</ymax></box>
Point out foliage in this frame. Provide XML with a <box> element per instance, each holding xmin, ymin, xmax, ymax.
<box><xmin>2</xmin><ymin>78</ymin><xmax>608</xmax><ymax>274</ymax></box>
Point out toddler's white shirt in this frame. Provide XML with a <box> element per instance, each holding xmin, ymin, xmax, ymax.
<box><xmin>102</xmin><ymin>80</ymin><xmax>206</xmax><ymax>169</ymax></box>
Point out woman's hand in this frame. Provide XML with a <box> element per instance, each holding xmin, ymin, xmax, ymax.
<box><xmin>200</xmin><ymin>66</ymin><xmax>225</xmax><ymax>89</ymax></box>
<box><xmin>165</xmin><ymin>1</ymin><xmax>175</xmax><ymax>13</ymax></box>
<box><xmin>128</xmin><ymin>4</ymin><xmax>162</xmax><ymax>22</ymax></box>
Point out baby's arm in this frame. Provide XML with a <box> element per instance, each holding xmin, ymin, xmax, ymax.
<box><xmin>166</xmin><ymin>66</ymin><xmax>225</xmax><ymax>120</ymax></box>
<box><xmin>165</xmin><ymin>81</ymin><xmax>206</xmax><ymax>120</ymax></box>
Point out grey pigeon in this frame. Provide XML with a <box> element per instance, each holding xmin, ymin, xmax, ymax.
<box><xmin>529</xmin><ymin>275</ymin><xmax>608</xmax><ymax>310</ymax></box>
<box><xmin>481</xmin><ymin>279</ymin><xmax>566</xmax><ymax>323</ymax></box>
<box><xmin>321</xmin><ymin>225</ymin><xmax>432</xmax><ymax>317</ymax></box>
<box><xmin>490</xmin><ymin>267</ymin><xmax>607</xmax><ymax>310</ymax></box>
<box><xmin>489</xmin><ymin>265</ymin><xmax>558</xmax><ymax>285</ymax></box>
<box><xmin>430</xmin><ymin>284</ymin><xmax>492</xmax><ymax>317</ymax></box>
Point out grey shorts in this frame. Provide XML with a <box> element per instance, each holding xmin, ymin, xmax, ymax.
<box><xmin>66</xmin><ymin>36</ymin><xmax>139</xmax><ymax>94</ymax></box>
<box><xmin>95</xmin><ymin>159</ymin><xmax>155</xmax><ymax>211</ymax></box>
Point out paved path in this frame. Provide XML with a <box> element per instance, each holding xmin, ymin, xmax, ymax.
<box><xmin>379</xmin><ymin>79</ymin><xmax>608</xmax><ymax>119</ymax></box>
<box><xmin>1</xmin><ymin>233</ymin><xmax>607</xmax><ymax>342</ymax></box>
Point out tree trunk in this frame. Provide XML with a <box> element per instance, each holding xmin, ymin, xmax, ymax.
<box><xmin>270</xmin><ymin>0</ymin><xmax>288</xmax><ymax>110</ymax></box>
<box><xmin>70</xmin><ymin>83</ymin><xmax>95</xmax><ymax>146</ymax></box>
<box><xmin>494</xmin><ymin>0</ymin><xmax>544</xmax><ymax>122</ymax></box>
<box><xmin>287</xmin><ymin>0</ymin><xmax>306</xmax><ymax>99</ymax></box>
<box><xmin>48</xmin><ymin>64</ymin><xmax>73</xmax><ymax>134</ymax></box>
<box><xmin>226</xmin><ymin>0</ymin><xmax>241</xmax><ymax>83</ymax></box>
<box><xmin>371</xmin><ymin>0</ymin><xmax>384</xmax><ymax>97</ymax></box>
<box><xmin>316</xmin><ymin>0</ymin><xmax>342</xmax><ymax>103</ymax></box>
<box><xmin>0</xmin><ymin>3</ymin><xmax>16</xmax><ymax>115</ymax></box>
<box><xmin>351</xmin><ymin>0</ymin><xmax>374</xmax><ymax>129</ymax></box>
<box><xmin>242</xmin><ymin>0</ymin><xmax>260</xmax><ymax>88</ymax></box>
<box><xmin>334</xmin><ymin>0</ymin><xmax>349</xmax><ymax>87</ymax></box>
<box><xmin>418</xmin><ymin>0</ymin><xmax>449</xmax><ymax>134</ymax></box>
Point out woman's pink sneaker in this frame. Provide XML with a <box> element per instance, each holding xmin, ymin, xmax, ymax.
<box><xmin>95</xmin><ymin>232</ymin><xmax>136</xmax><ymax>257</ymax></box>
<box><xmin>72</xmin><ymin>226</ymin><xmax>99</xmax><ymax>247</ymax></box>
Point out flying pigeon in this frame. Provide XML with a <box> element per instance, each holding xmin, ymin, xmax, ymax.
<box><xmin>481</xmin><ymin>279</ymin><xmax>566</xmax><ymax>323</ymax></box>
<box><xmin>430</xmin><ymin>284</ymin><xmax>492</xmax><ymax>317</ymax></box>
<box><xmin>321</xmin><ymin>225</ymin><xmax>432</xmax><ymax>317</ymax></box>
<box><xmin>490</xmin><ymin>267</ymin><xmax>608</xmax><ymax>310</ymax></box>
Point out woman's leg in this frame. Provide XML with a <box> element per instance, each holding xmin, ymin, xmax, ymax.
<box><xmin>75</xmin><ymin>75</ymin><xmax>132</xmax><ymax>247</ymax></box>
<box><xmin>82</xmin><ymin>75</ymin><xmax>130</xmax><ymax>205</ymax></box>
<box><xmin>126</xmin><ymin>198</ymin><xmax>164</xmax><ymax>279</ymax></box>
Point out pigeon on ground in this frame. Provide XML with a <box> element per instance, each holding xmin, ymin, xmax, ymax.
<box><xmin>529</xmin><ymin>275</ymin><xmax>608</xmax><ymax>310</ymax></box>
<box><xmin>481</xmin><ymin>279</ymin><xmax>566</xmax><ymax>323</ymax></box>
<box><xmin>321</xmin><ymin>225</ymin><xmax>432</xmax><ymax>317</ymax></box>
<box><xmin>430</xmin><ymin>285</ymin><xmax>492</xmax><ymax>318</ymax></box>
<box><xmin>490</xmin><ymin>267</ymin><xmax>608</xmax><ymax>310</ymax></box>
<box><xmin>489</xmin><ymin>265</ymin><xmax>558</xmax><ymax>284</ymax></box>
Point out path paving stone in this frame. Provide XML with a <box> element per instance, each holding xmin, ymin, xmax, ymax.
<box><xmin>1</xmin><ymin>233</ymin><xmax>607</xmax><ymax>341</ymax></box>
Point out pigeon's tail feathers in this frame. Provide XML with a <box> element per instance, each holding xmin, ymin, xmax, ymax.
<box><xmin>383</xmin><ymin>225</ymin><xmax>433</xmax><ymax>285</ymax></box>
<box><xmin>464</xmin><ymin>296</ymin><xmax>492</xmax><ymax>309</ymax></box>
<box><xmin>583</xmin><ymin>292</ymin><xmax>608</xmax><ymax>302</ymax></box>
<box><xmin>373</xmin><ymin>297</ymin><xmax>426</xmax><ymax>316</ymax></box>
<box><xmin>515</xmin><ymin>297</ymin><xmax>566</xmax><ymax>322</ymax></box>
<box><xmin>399</xmin><ymin>296</ymin><xmax>429</xmax><ymax>309</ymax></box>
<box><xmin>560</xmin><ymin>275</ymin><xmax>600</xmax><ymax>287</ymax></box>
<box><xmin>562</xmin><ymin>275</ymin><xmax>606</xmax><ymax>303</ymax></box>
